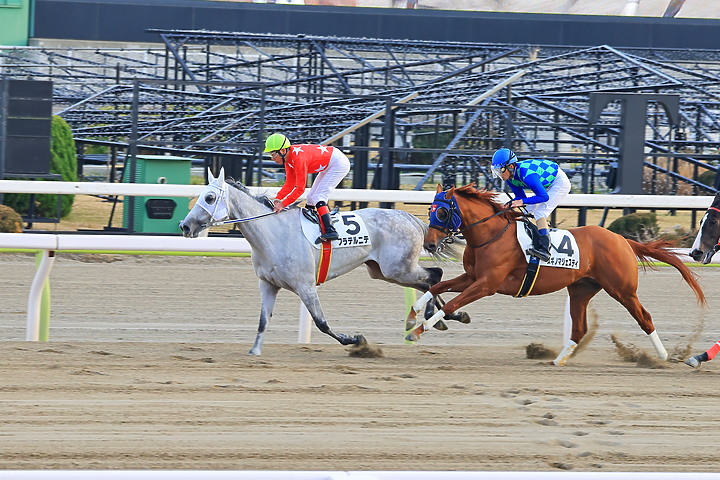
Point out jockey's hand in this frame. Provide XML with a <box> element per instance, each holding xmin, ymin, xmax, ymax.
<box><xmin>272</xmin><ymin>200</ymin><xmax>284</xmax><ymax>213</ymax></box>
<box><xmin>509</xmin><ymin>199</ymin><xmax>524</xmax><ymax>209</ymax></box>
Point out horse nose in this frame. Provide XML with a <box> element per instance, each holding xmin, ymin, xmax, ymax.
<box><xmin>424</xmin><ymin>241</ymin><xmax>437</xmax><ymax>253</ymax></box>
<box><xmin>689</xmin><ymin>249</ymin><xmax>703</xmax><ymax>261</ymax></box>
<box><xmin>179</xmin><ymin>221</ymin><xmax>190</xmax><ymax>237</ymax></box>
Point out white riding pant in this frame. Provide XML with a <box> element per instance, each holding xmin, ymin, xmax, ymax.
<box><xmin>306</xmin><ymin>148</ymin><xmax>351</xmax><ymax>206</ymax></box>
<box><xmin>524</xmin><ymin>168</ymin><xmax>571</xmax><ymax>220</ymax></box>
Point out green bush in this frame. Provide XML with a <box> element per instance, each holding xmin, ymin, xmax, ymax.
<box><xmin>3</xmin><ymin>116</ymin><xmax>77</xmax><ymax>218</ymax></box>
<box><xmin>0</xmin><ymin>204</ymin><xmax>23</xmax><ymax>233</ymax></box>
<box><xmin>697</xmin><ymin>170</ymin><xmax>715</xmax><ymax>188</ymax></box>
<box><xmin>658</xmin><ymin>226</ymin><xmax>696</xmax><ymax>248</ymax></box>
<box><xmin>607</xmin><ymin>212</ymin><xmax>659</xmax><ymax>242</ymax></box>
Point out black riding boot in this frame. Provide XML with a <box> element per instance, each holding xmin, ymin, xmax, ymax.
<box><xmin>528</xmin><ymin>233</ymin><xmax>551</xmax><ymax>262</ymax></box>
<box><xmin>315</xmin><ymin>202</ymin><xmax>339</xmax><ymax>243</ymax></box>
<box><xmin>318</xmin><ymin>213</ymin><xmax>339</xmax><ymax>242</ymax></box>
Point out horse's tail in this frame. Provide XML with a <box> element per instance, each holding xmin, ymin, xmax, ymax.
<box><xmin>627</xmin><ymin>239</ymin><xmax>707</xmax><ymax>307</ymax></box>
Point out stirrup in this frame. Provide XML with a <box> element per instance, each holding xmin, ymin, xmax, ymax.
<box><xmin>527</xmin><ymin>247</ymin><xmax>550</xmax><ymax>262</ymax></box>
<box><xmin>315</xmin><ymin>230</ymin><xmax>339</xmax><ymax>244</ymax></box>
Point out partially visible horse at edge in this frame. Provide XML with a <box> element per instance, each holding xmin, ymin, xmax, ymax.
<box><xmin>406</xmin><ymin>184</ymin><xmax>707</xmax><ymax>366</ymax></box>
<box><xmin>179</xmin><ymin>168</ymin><xmax>464</xmax><ymax>355</ymax></box>
<box><xmin>689</xmin><ymin>192</ymin><xmax>720</xmax><ymax>264</ymax></box>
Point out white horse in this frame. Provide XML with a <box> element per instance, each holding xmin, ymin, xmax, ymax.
<box><xmin>179</xmin><ymin>168</ymin><xmax>463</xmax><ymax>354</ymax></box>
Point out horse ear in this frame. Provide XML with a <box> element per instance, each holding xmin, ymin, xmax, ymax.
<box><xmin>436</xmin><ymin>184</ymin><xmax>443</xmax><ymax>193</ymax></box>
<box><xmin>207</xmin><ymin>168</ymin><xmax>215</xmax><ymax>183</ymax></box>
<box><xmin>218</xmin><ymin>167</ymin><xmax>225</xmax><ymax>181</ymax></box>
<box><xmin>444</xmin><ymin>187</ymin><xmax>455</xmax><ymax>200</ymax></box>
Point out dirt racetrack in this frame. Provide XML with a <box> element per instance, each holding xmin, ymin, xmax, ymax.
<box><xmin>1</xmin><ymin>253</ymin><xmax>720</xmax><ymax>471</ymax></box>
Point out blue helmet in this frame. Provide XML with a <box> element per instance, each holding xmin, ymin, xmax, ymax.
<box><xmin>491</xmin><ymin>148</ymin><xmax>518</xmax><ymax>178</ymax></box>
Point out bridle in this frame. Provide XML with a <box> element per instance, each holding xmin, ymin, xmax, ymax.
<box><xmin>196</xmin><ymin>180</ymin><xmax>278</xmax><ymax>229</ymax></box>
<box><xmin>704</xmin><ymin>206</ymin><xmax>720</xmax><ymax>249</ymax></box>
<box><xmin>429</xmin><ymin>192</ymin><xmax>512</xmax><ymax>249</ymax></box>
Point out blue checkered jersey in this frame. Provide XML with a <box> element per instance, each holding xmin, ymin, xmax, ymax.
<box><xmin>507</xmin><ymin>159</ymin><xmax>559</xmax><ymax>205</ymax></box>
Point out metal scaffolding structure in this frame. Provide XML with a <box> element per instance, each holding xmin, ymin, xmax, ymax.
<box><xmin>1</xmin><ymin>30</ymin><xmax>719</xmax><ymax>194</ymax></box>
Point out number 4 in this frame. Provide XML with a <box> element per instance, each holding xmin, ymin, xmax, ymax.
<box><xmin>555</xmin><ymin>235</ymin><xmax>574</xmax><ymax>256</ymax></box>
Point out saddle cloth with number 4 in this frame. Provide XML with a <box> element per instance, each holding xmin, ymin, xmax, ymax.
<box><xmin>301</xmin><ymin>211</ymin><xmax>372</xmax><ymax>249</ymax></box>
<box><xmin>516</xmin><ymin>222</ymin><xmax>580</xmax><ymax>269</ymax></box>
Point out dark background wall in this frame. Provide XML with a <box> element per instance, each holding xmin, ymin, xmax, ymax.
<box><xmin>33</xmin><ymin>0</ymin><xmax>719</xmax><ymax>49</ymax></box>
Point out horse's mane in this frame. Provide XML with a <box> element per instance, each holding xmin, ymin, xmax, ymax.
<box><xmin>226</xmin><ymin>178</ymin><xmax>277</xmax><ymax>210</ymax></box>
<box><xmin>453</xmin><ymin>184</ymin><xmax>524</xmax><ymax>221</ymax></box>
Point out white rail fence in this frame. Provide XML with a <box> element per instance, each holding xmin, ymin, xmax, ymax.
<box><xmin>0</xmin><ymin>179</ymin><xmax>717</xmax><ymax>208</ymax></box>
<box><xmin>0</xmin><ymin>180</ymin><xmax>715</xmax><ymax>343</ymax></box>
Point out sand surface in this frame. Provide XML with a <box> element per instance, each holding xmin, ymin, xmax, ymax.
<box><xmin>1</xmin><ymin>253</ymin><xmax>719</xmax><ymax>471</ymax></box>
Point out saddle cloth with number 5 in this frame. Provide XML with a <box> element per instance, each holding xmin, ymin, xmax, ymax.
<box><xmin>301</xmin><ymin>211</ymin><xmax>372</xmax><ymax>249</ymax></box>
<box><xmin>516</xmin><ymin>222</ymin><xmax>580</xmax><ymax>269</ymax></box>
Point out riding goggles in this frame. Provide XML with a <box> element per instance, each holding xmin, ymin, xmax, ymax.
<box><xmin>491</xmin><ymin>165</ymin><xmax>506</xmax><ymax>179</ymax></box>
<box><xmin>428</xmin><ymin>193</ymin><xmax>462</xmax><ymax>232</ymax></box>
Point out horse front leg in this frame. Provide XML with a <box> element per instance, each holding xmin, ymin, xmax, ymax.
<box><xmin>249</xmin><ymin>279</ymin><xmax>281</xmax><ymax>355</ymax></box>
<box><xmin>406</xmin><ymin>276</ymin><xmax>499</xmax><ymax>342</ymax></box>
<box><xmin>297</xmin><ymin>286</ymin><xmax>365</xmax><ymax>347</ymax></box>
<box><xmin>405</xmin><ymin>273</ymin><xmax>475</xmax><ymax>335</ymax></box>
<box><xmin>420</xmin><ymin>267</ymin><xmax>471</xmax><ymax>329</ymax></box>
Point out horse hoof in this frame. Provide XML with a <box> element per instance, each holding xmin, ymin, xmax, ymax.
<box><xmin>433</xmin><ymin>320</ymin><xmax>448</xmax><ymax>331</ymax></box>
<box><xmin>455</xmin><ymin>311</ymin><xmax>471</xmax><ymax>324</ymax></box>
<box><xmin>405</xmin><ymin>331</ymin><xmax>420</xmax><ymax>342</ymax></box>
<box><xmin>355</xmin><ymin>335</ymin><xmax>368</xmax><ymax>346</ymax></box>
<box><xmin>248</xmin><ymin>348</ymin><xmax>261</xmax><ymax>356</ymax></box>
<box><xmin>685</xmin><ymin>356</ymin><xmax>701</xmax><ymax>368</ymax></box>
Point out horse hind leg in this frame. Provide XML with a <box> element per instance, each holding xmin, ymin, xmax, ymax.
<box><xmin>554</xmin><ymin>279</ymin><xmax>602</xmax><ymax>366</ymax></box>
<box><xmin>249</xmin><ymin>280</ymin><xmax>281</xmax><ymax>355</ymax></box>
<box><xmin>605</xmin><ymin>289</ymin><xmax>667</xmax><ymax>361</ymax></box>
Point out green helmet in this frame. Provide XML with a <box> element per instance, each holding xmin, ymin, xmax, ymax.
<box><xmin>264</xmin><ymin>133</ymin><xmax>290</xmax><ymax>152</ymax></box>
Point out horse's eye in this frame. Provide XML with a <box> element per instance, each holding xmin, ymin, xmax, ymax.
<box><xmin>204</xmin><ymin>193</ymin><xmax>216</xmax><ymax>204</ymax></box>
<box><xmin>436</xmin><ymin>208</ymin><xmax>449</xmax><ymax>222</ymax></box>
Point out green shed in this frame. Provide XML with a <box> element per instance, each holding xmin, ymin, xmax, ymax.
<box><xmin>122</xmin><ymin>155</ymin><xmax>192</xmax><ymax>234</ymax></box>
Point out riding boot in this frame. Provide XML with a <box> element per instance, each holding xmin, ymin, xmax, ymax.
<box><xmin>315</xmin><ymin>202</ymin><xmax>339</xmax><ymax>243</ymax></box>
<box><xmin>527</xmin><ymin>233</ymin><xmax>551</xmax><ymax>262</ymax></box>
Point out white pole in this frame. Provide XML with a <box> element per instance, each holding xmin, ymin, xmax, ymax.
<box><xmin>621</xmin><ymin>0</ymin><xmax>640</xmax><ymax>16</ymax></box>
<box><xmin>298</xmin><ymin>303</ymin><xmax>312</xmax><ymax>343</ymax></box>
<box><xmin>26</xmin><ymin>250</ymin><xmax>55</xmax><ymax>341</ymax></box>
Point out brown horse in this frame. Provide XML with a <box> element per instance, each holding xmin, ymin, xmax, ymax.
<box><xmin>406</xmin><ymin>184</ymin><xmax>707</xmax><ymax>365</ymax></box>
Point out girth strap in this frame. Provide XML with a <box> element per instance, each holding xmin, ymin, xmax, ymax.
<box><xmin>316</xmin><ymin>241</ymin><xmax>332</xmax><ymax>285</ymax></box>
<box><xmin>514</xmin><ymin>255</ymin><xmax>541</xmax><ymax>298</ymax></box>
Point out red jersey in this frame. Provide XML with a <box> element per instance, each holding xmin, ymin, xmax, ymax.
<box><xmin>275</xmin><ymin>144</ymin><xmax>335</xmax><ymax>207</ymax></box>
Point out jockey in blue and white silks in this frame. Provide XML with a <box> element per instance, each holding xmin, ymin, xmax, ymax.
<box><xmin>491</xmin><ymin>148</ymin><xmax>571</xmax><ymax>261</ymax></box>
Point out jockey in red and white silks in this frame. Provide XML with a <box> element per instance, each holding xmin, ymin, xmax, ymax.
<box><xmin>274</xmin><ymin>144</ymin><xmax>350</xmax><ymax>209</ymax></box>
<box><xmin>265</xmin><ymin>133</ymin><xmax>350</xmax><ymax>242</ymax></box>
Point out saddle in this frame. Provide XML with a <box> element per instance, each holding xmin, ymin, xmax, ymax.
<box><xmin>302</xmin><ymin>205</ymin><xmax>339</xmax><ymax>224</ymax></box>
<box><xmin>522</xmin><ymin>219</ymin><xmax>543</xmax><ymax>253</ymax></box>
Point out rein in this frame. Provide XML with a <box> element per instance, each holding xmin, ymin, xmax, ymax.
<box><xmin>198</xmin><ymin>182</ymin><xmax>282</xmax><ymax>229</ymax></box>
<box><xmin>207</xmin><ymin>211</ymin><xmax>276</xmax><ymax>228</ymax></box>
<box><xmin>458</xmin><ymin>209</ymin><xmax>512</xmax><ymax>249</ymax></box>
<box><xmin>432</xmin><ymin>199</ymin><xmax>513</xmax><ymax>250</ymax></box>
